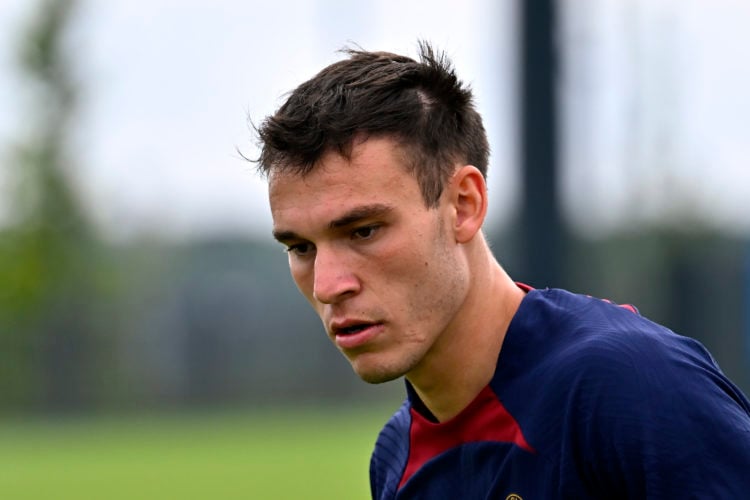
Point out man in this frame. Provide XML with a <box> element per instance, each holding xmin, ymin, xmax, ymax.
<box><xmin>255</xmin><ymin>42</ymin><xmax>750</xmax><ymax>499</ymax></box>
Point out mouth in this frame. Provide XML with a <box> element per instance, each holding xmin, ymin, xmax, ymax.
<box><xmin>336</xmin><ymin>323</ymin><xmax>374</xmax><ymax>335</ymax></box>
<box><xmin>331</xmin><ymin>321</ymin><xmax>383</xmax><ymax>350</ymax></box>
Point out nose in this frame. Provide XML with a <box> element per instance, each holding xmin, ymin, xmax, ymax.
<box><xmin>312</xmin><ymin>248</ymin><xmax>360</xmax><ymax>304</ymax></box>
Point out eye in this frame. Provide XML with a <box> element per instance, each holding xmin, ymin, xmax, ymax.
<box><xmin>286</xmin><ymin>242</ymin><xmax>315</xmax><ymax>257</ymax></box>
<box><xmin>352</xmin><ymin>225</ymin><xmax>379</xmax><ymax>240</ymax></box>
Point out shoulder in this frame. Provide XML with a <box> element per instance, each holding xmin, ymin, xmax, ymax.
<box><xmin>370</xmin><ymin>400</ymin><xmax>411</xmax><ymax>500</ymax></box>
<box><xmin>510</xmin><ymin>287</ymin><xmax>717</xmax><ymax>373</ymax></box>
<box><xmin>515</xmin><ymin>288</ymin><xmax>750</xmax><ymax>422</ymax></box>
<box><xmin>515</xmin><ymin>288</ymin><xmax>750</xmax><ymax>496</ymax></box>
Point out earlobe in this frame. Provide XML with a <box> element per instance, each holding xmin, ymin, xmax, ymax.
<box><xmin>452</xmin><ymin>165</ymin><xmax>488</xmax><ymax>243</ymax></box>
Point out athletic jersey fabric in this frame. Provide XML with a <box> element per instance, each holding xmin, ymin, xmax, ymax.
<box><xmin>369</xmin><ymin>287</ymin><xmax>750</xmax><ymax>499</ymax></box>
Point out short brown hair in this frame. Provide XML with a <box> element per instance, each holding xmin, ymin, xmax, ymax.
<box><xmin>255</xmin><ymin>41</ymin><xmax>489</xmax><ymax>207</ymax></box>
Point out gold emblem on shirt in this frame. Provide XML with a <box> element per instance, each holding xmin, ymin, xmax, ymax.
<box><xmin>506</xmin><ymin>495</ymin><xmax>523</xmax><ymax>500</ymax></box>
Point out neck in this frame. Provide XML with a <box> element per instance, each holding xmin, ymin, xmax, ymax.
<box><xmin>406</xmin><ymin>247</ymin><xmax>525</xmax><ymax>422</ymax></box>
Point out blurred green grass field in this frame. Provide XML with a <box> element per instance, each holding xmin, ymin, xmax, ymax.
<box><xmin>0</xmin><ymin>406</ymin><xmax>395</xmax><ymax>499</ymax></box>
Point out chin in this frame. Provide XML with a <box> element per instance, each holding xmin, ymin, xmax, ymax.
<box><xmin>350</xmin><ymin>354</ymin><xmax>414</xmax><ymax>385</ymax></box>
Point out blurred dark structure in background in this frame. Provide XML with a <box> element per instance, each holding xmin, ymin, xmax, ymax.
<box><xmin>0</xmin><ymin>0</ymin><xmax>747</xmax><ymax>415</ymax></box>
<box><xmin>519</xmin><ymin>0</ymin><xmax>564</xmax><ymax>289</ymax></box>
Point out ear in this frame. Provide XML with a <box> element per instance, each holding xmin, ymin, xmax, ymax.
<box><xmin>449</xmin><ymin>165</ymin><xmax>488</xmax><ymax>243</ymax></box>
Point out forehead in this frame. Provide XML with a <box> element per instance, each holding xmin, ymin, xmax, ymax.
<box><xmin>270</xmin><ymin>136</ymin><xmax>411</xmax><ymax>185</ymax></box>
<box><xmin>268</xmin><ymin>137</ymin><xmax>422</xmax><ymax>224</ymax></box>
<box><xmin>268</xmin><ymin>139</ymin><xmax>419</xmax><ymax>210</ymax></box>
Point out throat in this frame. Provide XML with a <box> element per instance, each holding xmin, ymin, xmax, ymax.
<box><xmin>407</xmin><ymin>369</ymin><xmax>493</xmax><ymax>423</ymax></box>
<box><xmin>405</xmin><ymin>332</ymin><xmax>502</xmax><ymax>423</ymax></box>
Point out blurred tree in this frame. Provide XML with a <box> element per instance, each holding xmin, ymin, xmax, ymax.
<box><xmin>0</xmin><ymin>0</ymin><xmax>106</xmax><ymax>412</ymax></box>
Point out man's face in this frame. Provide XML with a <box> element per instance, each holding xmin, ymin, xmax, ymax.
<box><xmin>268</xmin><ymin>137</ymin><xmax>470</xmax><ymax>384</ymax></box>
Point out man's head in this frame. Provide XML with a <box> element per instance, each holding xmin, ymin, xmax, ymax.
<box><xmin>258</xmin><ymin>43</ymin><xmax>495</xmax><ymax>385</ymax></box>
<box><xmin>256</xmin><ymin>41</ymin><xmax>489</xmax><ymax>207</ymax></box>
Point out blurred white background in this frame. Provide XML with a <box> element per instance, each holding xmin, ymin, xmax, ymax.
<box><xmin>0</xmin><ymin>0</ymin><xmax>748</xmax><ymax>241</ymax></box>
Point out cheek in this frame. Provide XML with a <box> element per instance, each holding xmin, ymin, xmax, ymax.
<box><xmin>289</xmin><ymin>260</ymin><xmax>315</xmax><ymax>300</ymax></box>
<box><xmin>374</xmin><ymin>241</ymin><xmax>438</xmax><ymax>302</ymax></box>
<box><xmin>398</xmin><ymin>235</ymin><xmax>465</xmax><ymax>316</ymax></box>
<box><xmin>372</xmin><ymin>239</ymin><xmax>422</xmax><ymax>276</ymax></box>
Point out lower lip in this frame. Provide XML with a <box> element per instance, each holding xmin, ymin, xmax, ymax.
<box><xmin>335</xmin><ymin>324</ymin><xmax>383</xmax><ymax>350</ymax></box>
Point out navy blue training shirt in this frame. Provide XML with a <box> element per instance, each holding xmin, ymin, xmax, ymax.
<box><xmin>370</xmin><ymin>287</ymin><xmax>750</xmax><ymax>499</ymax></box>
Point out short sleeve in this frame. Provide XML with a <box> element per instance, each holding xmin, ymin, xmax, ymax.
<box><xmin>571</xmin><ymin>328</ymin><xmax>750</xmax><ymax>498</ymax></box>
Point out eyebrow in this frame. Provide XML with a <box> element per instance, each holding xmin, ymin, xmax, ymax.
<box><xmin>328</xmin><ymin>203</ymin><xmax>394</xmax><ymax>230</ymax></box>
<box><xmin>272</xmin><ymin>203</ymin><xmax>394</xmax><ymax>243</ymax></box>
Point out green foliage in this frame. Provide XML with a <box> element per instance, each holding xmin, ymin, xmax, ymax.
<box><xmin>0</xmin><ymin>0</ymin><xmax>111</xmax><ymax>412</ymax></box>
